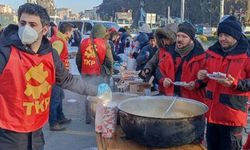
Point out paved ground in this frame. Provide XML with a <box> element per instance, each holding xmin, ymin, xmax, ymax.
<box><xmin>43</xmin><ymin>58</ymin><xmax>98</xmax><ymax>150</ymax></box>
<box><xmin>43</xmin><ymin>89</ymin><xmax>97</xmax><ymax>150</ymax></box>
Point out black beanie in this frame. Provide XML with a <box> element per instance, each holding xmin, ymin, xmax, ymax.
<box><xmin>217</xmin><ymin>15</ymin><xmax>242</xmax><ymax>40</ymax></box>
<box><xmin>148</xmin><ymin>32</ymin><xmax>154</xmax><ymax>40</ymax></box>
<box><xmin>118</xmin><ymin>27</ymin><xmax>127</xmax><ymax>33</ymax></box>
<box><xmin>178</xmin><ymin>22</ymin><xmax>196</xmax><ymax>40</ymax></box>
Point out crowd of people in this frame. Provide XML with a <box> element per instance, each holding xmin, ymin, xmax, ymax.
<box><xmin>1</xmin><ymin>2</ymin><xmax>250</xmax><ymax>150</ymax></box>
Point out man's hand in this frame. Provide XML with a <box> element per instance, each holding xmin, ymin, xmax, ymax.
<box><xmin>138</xmin><ymin>70</ymin><xmax>146</xmax><ymax>80</ymax></box>
<box><xmin>140</xmin><ymin>70</ymin><xmax>146</xmax><ymax>78</ymax></box>
<box><xmin>163</xmin><ymin>78</ymin><xmax>172</xmax><ymax>88</ymax></box>
<box><xmin>144</xmin><ymin>68</ymin><xmax>150</xmax><ymax>75</ymax></box>
<box><xmin>184</xmin><ymin>81</ymin><xmax>195</xmax><ymax>90</ymax></box>
<box><xmin>217</xmin><ymin>74</ymin><xmax>235</xmax><ymax>87</ymax></box>
<box><xmin>197</xmin><ymin>70</ymin><xmax>208</xmax><ymax>80</ymax></box>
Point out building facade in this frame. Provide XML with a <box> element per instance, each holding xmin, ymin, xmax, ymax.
<box><xmin>0</xmin><ymin>4</ymin><xmax>17</xmax><ymax>26</ymax></box>
<box><xmin>0</xmin><ymin>4</ymin><xmax>13</xmax><ymax>14</ymax></box>
<box><xmin>115</xmin><ymin>10</ymin><xmax>133</xmax><ymax>28</ymax></box>
<box><xmin>26</xmin><ymin>0</ymin><xmax>56</xmax><ymax>16</ymax></box>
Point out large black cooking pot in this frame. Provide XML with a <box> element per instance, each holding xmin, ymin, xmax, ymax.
<box><xmin>118</xmin><ymin>96</ymin><xmax>208</xmax><ymax>148</ymax></box>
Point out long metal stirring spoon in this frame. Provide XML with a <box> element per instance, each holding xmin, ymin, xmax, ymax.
<box><xmin>162</xmin><ymin>96</ymin><xmax>178</xmax><ymax>117</ymax></box>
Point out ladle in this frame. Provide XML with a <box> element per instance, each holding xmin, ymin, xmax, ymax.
<box><xmin>162</xmin><ymin>96</ymin><xmax>178</xmax><ymax>117</ymax></box>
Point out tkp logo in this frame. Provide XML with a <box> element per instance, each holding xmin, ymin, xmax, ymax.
<box><xmin>24</xmin><ymin>63</ymin><xmax>51</xmax><ymax>99</ymax></box>
<box><xmin>84</xmin><ymin>43</ymin><xmax>97</xmax><ymax>59</ymax></box>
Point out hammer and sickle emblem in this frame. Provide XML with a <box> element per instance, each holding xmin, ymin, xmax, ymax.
<box><xmin>24</xmin><ymin>63</ymin><xmax>51</xmax><ymax>99</ymax></box>
<box><xmin>84</xmin><ymin>44</ymin><xmax>97</xmax><ymax>59</ymax></box>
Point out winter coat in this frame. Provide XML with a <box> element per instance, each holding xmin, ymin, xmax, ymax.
<box><xmin>109</xmin><ymin>40</ymin><xmax>121</xmax><ymax>62</ymax></box>
<box><xmin>203</xmin><ymin>36</ymin><xmax>250</xmax><ymax>127</ymax></box>
<box><xmin>143</xmin><ymin>23</ymin><xmax>177</xmax><ymax>77</ymax></box>
<box><xmin>156</xmin><ymin>40</ymin><xmax>206</xmax><ymax>103</ymax></box>
<box><xmin>69</xmin><ymin>29</ymin><xmax>82</xmax><ymax>47</ymax></box>
<box><xmin>136</xmin><ymin>44</ymin><xmax>157</xmax><ymax>71</ymax></box>
<box><xmin>135</xmin><ymin>32</ymin><xmax>149</xmax><ymax>50</ymax></box>
<box><xmin>143</xmin><ymin>49</ymin><xmax>159</xmax><ymax>76</ymax></box>
<box><xmin>118</xmin><ymin>32</ymin><xmax>129</xmax><ymax>54</ymax></box>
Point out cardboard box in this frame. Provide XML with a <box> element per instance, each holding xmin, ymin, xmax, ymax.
<box><xmin>129</xmin><ymin>82</ymin><xmax>151</xmax><ymax>94</ymax></box>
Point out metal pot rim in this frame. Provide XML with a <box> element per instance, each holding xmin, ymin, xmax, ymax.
<box><xmin>87</xmin><ymin>92</ymin><xmax>138</xmax><ymax>103</ymax></box>
<box><xmin>119</xmin><ymin>110</ymin><xmax>205</xmax><ymax>120</ymax></box>
<box><xmin>118</xmin><ymin>96</ymin><xmax>208</xmax><ymax>119</ymax></box>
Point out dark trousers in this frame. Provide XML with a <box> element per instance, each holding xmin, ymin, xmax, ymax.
<box><xmin>0</xmin><ymin>128</ymin><xmax>44</xmax><ymax>150</ymax></box>
<box><xmin>49</xmin><ymin>85</ymin><xmax>65</xmax><ymax>126</ymax></box>
<box><xmin>206</xmin><ymin>123</ymin><xmax>243</xmax><ymax>150</ymax></box>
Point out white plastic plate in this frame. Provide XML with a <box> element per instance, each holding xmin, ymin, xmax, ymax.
<box><xmin>173</xmin><ymin>82</ymin><xmax>189</xmax><ymax>86</ymax></box>
<box><xmin>207</xmin><ymin>72</ymin><xmax>228</xmax><ymax>81</ymax></box>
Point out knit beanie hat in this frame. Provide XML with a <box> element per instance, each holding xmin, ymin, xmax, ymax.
<box><xmin>91</xmin><ymin>24</ymin><xmax>106</xmax><ymax>38</ymax></box>
<box><xmin>118</xmin><ymin>27</ymin><xmax>127</xmax><ymax>33</ymax></box>
<box><xmin>220</xmin><ymin>15</ymin><xmax>236</xmax><ymax>23</ymax></box>
<box><xmin>148</xmin><ymin>32</ymin><xmax>155</xmax><ymax>40</ymax></box>
<box><xmin>217</xmin><ymin>15</ymin><xmax>242</xmax><ymax>40</ymax></box>
<box><xmin>135</xmin><ymin>32</ymin><xmax>149</xmax><ymax>49</ymax></box>
<box><xmin>178</xmin><ymin>22</ymin><xmax>196</xmax><ymax>40</ymax></box>
<box><xmin>108</xmin><ymin>27</ymin><xmax>117</xmax><ymax>33</ymax></box>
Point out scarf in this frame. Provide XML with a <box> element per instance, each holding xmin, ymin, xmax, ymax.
<box><xmin>175</xmin><ymin>42</ymin><xmax>194</xmax><ymax>57</ymax></box>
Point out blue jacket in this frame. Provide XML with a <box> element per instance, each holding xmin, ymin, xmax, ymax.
<box><xmin>136</xmin><ymin>44</ymin><xmax>157</xmax><ymax>71</ymax></box>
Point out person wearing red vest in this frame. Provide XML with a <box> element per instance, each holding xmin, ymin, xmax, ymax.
<box><xmin>0</xmin><ymin>3</ymin><xmax>110</xmax><ymax>150</ymax></box>
<box><xmin>49</xmin><ymin>22</ymin><xmax>73</xmax><ymax>131</ymax></box>
<box><xmin>155</xmin><ymin>22</ymin><xmax>206</xmax><ymax>103</ymax></box>
<box><xmin>76</xmin><ymin>24</ymin><xmax>113</xmax><ymax>78</ymax></box>
<box><xmin>48</xmin><ymin>21</ymin><xmax>58</xmax><ymax>40</ymax></box>
<box><xmin>197</xmin><ymin>16</ymin><xmax>250</xmax><ymax>150</ymax></box>
<box><xmin>50</xmin><ymin>22</ymin><xmax>71</xmax><ymax>70</ymax></box>
<box><xmin>76</xmin><ymin>24</ymin><xmax>113</xmax><ymax>124</ymax></box>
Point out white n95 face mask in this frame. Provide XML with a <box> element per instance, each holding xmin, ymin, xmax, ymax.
<box><xmin>18</xmin><ymin>25</ymin><xmax>39</xmax><ymax>45</ymax></box>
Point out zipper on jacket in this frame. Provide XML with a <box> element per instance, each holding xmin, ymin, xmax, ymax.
<box><xmin>225</xmin><ymin>59</ymin><xmax>231</xmax><ymax>74</ymax></box>
<box><xmin>189</xmin><ymin>62</ymin><xmax>193</xmax><ymax>72</ymax></box>
<box><xmin>174</xmin><ymin>57</ymin><xmax>185</xmax><ymax>96</ymax></box>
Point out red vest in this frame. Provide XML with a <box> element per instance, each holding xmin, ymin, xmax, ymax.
<box><xmin>80</xmin><ymin>38</ymin><xmax>107</xmax><ymax>75</ymax></box>
<box><xmin>0</xmin><ymin>47</ymin><xmax>55</xmax><ymax>132</ymax></box>
<box><xmin>204</xmin><ymin>49</ymin><xmax>250</xmax><ymax>126</ymax></box>
<box><xmin>50</xmin><ymin>35</ymin><xmax>69</xmax><ymax>70</ymax></box>
<box><xmin>158</xmin><ymin>47</ymin><xmax>206</xmax><ymax>103</ymax></box>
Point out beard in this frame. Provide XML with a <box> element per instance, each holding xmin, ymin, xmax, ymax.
<box><xmin>177</xmin><ymin>39</ymin><xmax>193</xmax><ymax>49</ymax></box>
<box><xmin>177</xmin><ymin>41</ymin><xmax>185</xmax><ymax>49</ymax></box>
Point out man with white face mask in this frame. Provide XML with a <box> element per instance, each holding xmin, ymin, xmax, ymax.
<box><xmin>0</xmin><ymin>3</ymin><xmax>110</xmax><ymax>150</ymax></box>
